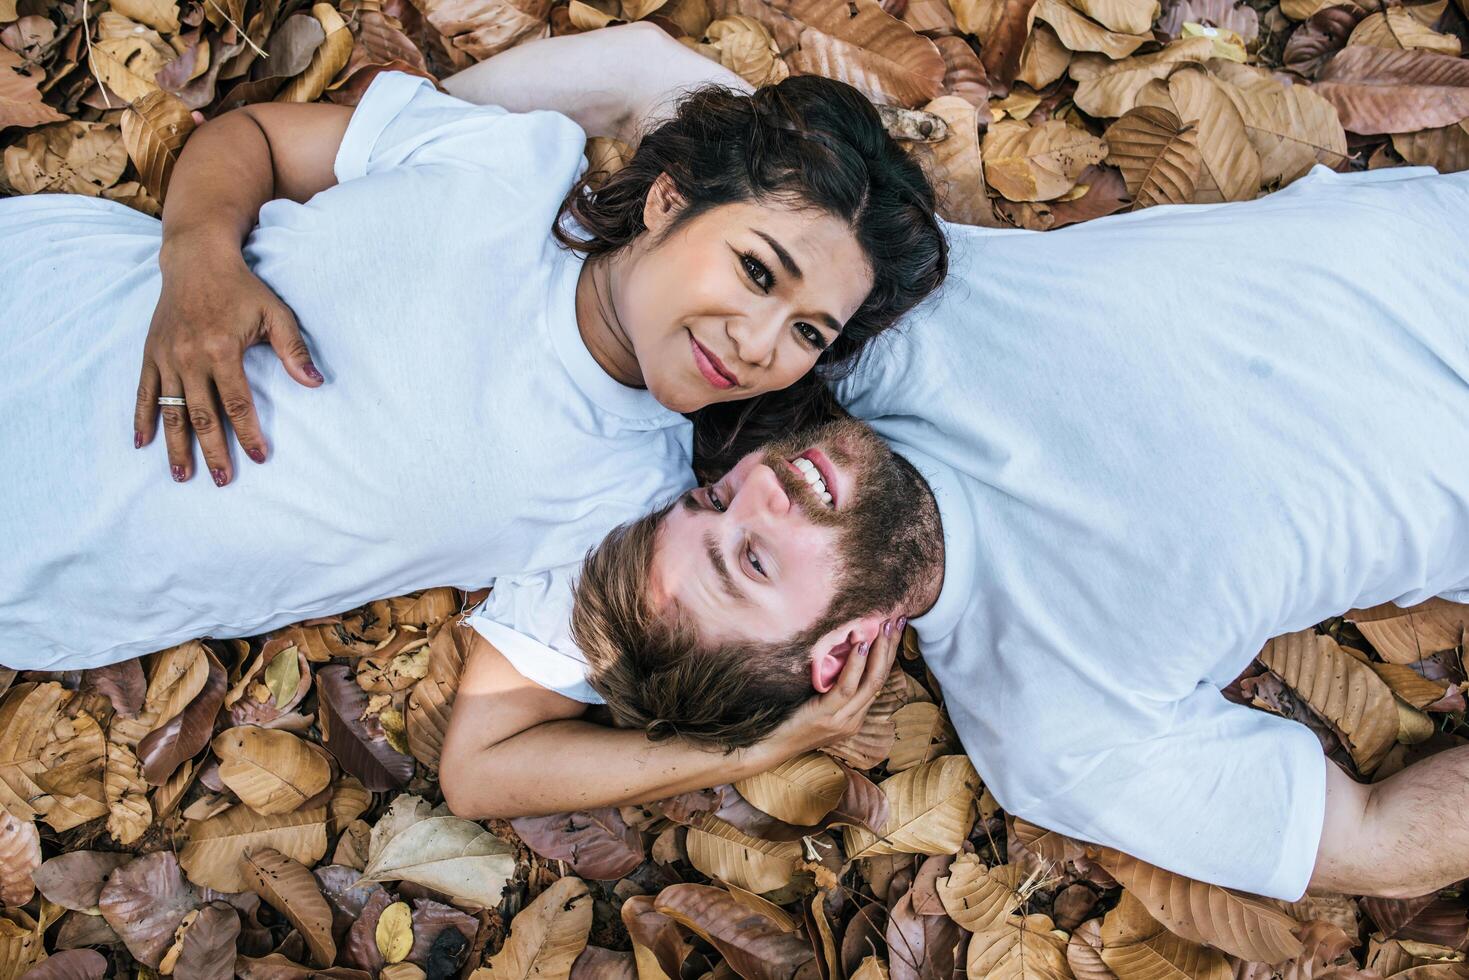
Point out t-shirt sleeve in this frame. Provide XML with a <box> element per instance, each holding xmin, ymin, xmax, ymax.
<box><xmin>464</xmin><ymin>566</ymin><xmax>605</xmax><ymax>705</ymax></box>
<box><xmin>964</xmin><ymin>678</ymin><xmax>1327</xmax><ymax>901</ymax></box>
<box><xmin>334</xmin><ymin>70</ymin><xmax>586</xmax><ymax>184</ymax></box>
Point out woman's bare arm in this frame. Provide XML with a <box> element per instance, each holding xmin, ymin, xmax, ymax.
<box><xmin>438</xmin><ymin>623</ymin><xmax>898</xmax><ymax>819</ymax></box>
<box><xmin>441</xmin><ymin>23</ymin><xmax>750</xmax><ymax>144</ymax></box>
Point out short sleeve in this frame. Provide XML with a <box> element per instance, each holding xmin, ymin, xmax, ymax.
<box><xmin>978</xmin><ymin>683</ymin><xmax>1327</xmax><ymax>900</ymax></box>
<box><xmin>334</xmin><ymin>70</ymin><xmax>586</xmax><ymax>184</ymax></box>
<box><xmin>465</xmin><ymin>567</ymin><xmax>604</xmax><ymax>704</ymax></box>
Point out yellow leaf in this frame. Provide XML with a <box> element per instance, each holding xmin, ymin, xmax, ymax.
<box><xmin>377</xmin><ymin>901</ymin><xmax>414</xmax><ymax>964</ymax></box>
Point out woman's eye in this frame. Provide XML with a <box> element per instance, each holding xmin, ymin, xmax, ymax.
<box><xmin>741</xmin><ymin>253</ymin><xmax>774</xmax><ymax>292</ymax></box>
<box><xmin>707</xmin><ymin>487</ymin><xmax>726</xmax><ymax>513</ymax></box>
<box><xmin>746</xmin><ymin>545</ymin><xmax>767</xmax><ymax>577</ymax></box>
<box><xmin>795</xmin><ymin>322</ymin><xmax>827</xmax><ymax>351</ymax></box>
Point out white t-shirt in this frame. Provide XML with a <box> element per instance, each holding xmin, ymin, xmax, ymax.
<box><xmin>839</xmin><ymin>165</ymin><xmax>1469</xmax><ymax>900</ymax></box>
<box><xmin>0</xmin><ymin>72</ymin><xmax>691</xmax><ymax>677</ymax></box>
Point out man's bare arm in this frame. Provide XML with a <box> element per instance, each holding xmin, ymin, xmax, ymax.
<box><xmin>437</xmin><ymin>624</ymin><xmax>898</xmax><ymax>819</ymax></box>
<box><xmin>441</xmin><ymin>23</ymin><xmax>750</xmax><ymax>145</ymax></box>
<box><xmin>1309</xmin><ymin>751</ymin><xmax>1469</xmax><ymax>898</ymax></box>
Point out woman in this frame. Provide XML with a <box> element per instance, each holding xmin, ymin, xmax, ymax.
<box><xmin>0</xmin><ymin>24</ymin><xmax>947</xmax><ymax>671</ymax></box>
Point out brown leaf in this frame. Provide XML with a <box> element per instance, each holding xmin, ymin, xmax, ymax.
<box><xmin>951</xmin><ymin>0</ymin><xmax>1038</xmax><ymax>96</ymax></box>
<box><xmin>1348</xmin><ymin>7</ymin><xmax>1460</xmax><ymax>54</ymax></box>
<box><xmin>97</xmin><ymin>851</ymin><xmax>200</xmax><ymax>968</ymax></box>
<box><xmin>509</xmin><ymin>808</ymin><xmax>645</xmax><ymax>880</ymax></box>
<box><xmin>1361</xmin><ymin>892</ymin><xmax>1469</xmax><ymax>948</ymax></box>
<box><xmin>213</xmin><ymin>726</ymin><xmax>333</xmax><ymax>815</ymax></box>
<box><xmin>1034</xmin><ymin>0</ymin><xmax>1150</xmax><ymax>58</ymax></box>
<box><xmin>17</xmin><ymin>948</ymin><xmax>109</xmax><ymax>980</ymax></box>
<box><xmin>966</xmin><ymin>912</ymin><xmax>1071</xmax><ymax>979</ymax></box>
<box><xmin>844</xmin><ymin>755</ymin><xmax>980</xmax><ymax>859</ymax></box>
<box><xmin>1135</xmin><ymin>65</ymin><xmax>1261</xmax><ymax>201</ymax></box>
<box><xmin>1069</xmin><ymin>37</ymin><xmax>1216</xmax><ymax>116</ymax></box>
<box><xmin>823</xmin><ymin>668</ymin><xmax>911</xmax><ymax>768</ymax></box>
<box><xmin>885</xmin><ymin>884</ymin><xmax>961</xmax><ymax>980</ymax></box>
<box><xmin>407</xmin><ymin>898</ymin><xmax>477</xmax><ymax>969</ymax></box>
<box><xmin>241</xmin><ymin>848</ymin><xmax>337</xmax><ymax>967</ymax></box>
<box><xmin>1036</xmin><ymin>162</ymin><xmax>1130</xmax><ymax>227</ymax></box>
<box><xmin>622</xmin><ymin>894</ymin><xmax>702</xmax><ymax>979</ymax></box>
<box><xmin>172</xmin><ymin>902</ymin><xmax>240</xmax><ymax>980</ymax></box>
<box><xmin>982</xmin><ymin>117</ymin><xmax>1108</xmax><ymax>202</ymax></box>
<box><xmin>1105</xmin><ymin>104</ymin><xmax>1202</xmax><ymax>207</ymax></box>
<box><xmin>842</xmin><ymin>904</ymin><xmax>890</xmax><ymax>977</ymax></box>
<box><xmin>934</xmin><ymin>35</ymin><xmax>988</xmax><ymax>106</ymax></box>
<box><xmin>935</xmin><ymin>857</ymin><xmax>1026</xmax><ymax>932</ymax></box>
<box><xmin>416</xmin><ymin>0</ymin><xmax>550</xmax><ymax>59</ymax></box>
<box><xmin>1314</xmin><ymin>46</ymin><xmax>1469</xmax><ymax>134</ymax></box>
<box><xmin>1284</xmin><ymin>6</ymin><xmax>1365</xmax><ymax>77</ymax></box>
<box><xmin>1066</xmin><ymin>0</ymin><xmax>1159</xmax><ymax>35</ymax></box>
<box><xmin>1348</xmin><ymin>600</ymin><xmax>1469</xmax><ymax>663</ymax></box>
<box><xmin>1259</xmin><ymin>630</ymin><xmax>1398</xmax><ymax>772</ymax></box>
<box><xmin>1209</xmin><ymin>60</ymin><xmax>1348</xmax><ymax>184</ymax></box>
<box><xmin>1092</xmin><ymin>848</ymin><xmax>1304</xmax><ymax>963</ymax></box>
<box><xmin>1158</xmin><ymin>0</ymin><xmax>1258</xmax><ymax>39</ymax></box>
<box><xmin>406</xmin><ymin>621</ymin><xmax>468</xmax><ymax>771</ymax></box>
<box><xmin>0</xmin><ymin>812</ymin><xmax>38</xmax><ymax>908</ymax></box>
<box><xmin>180</xmin><ymin>804</ymin><xmax>329</xmax><ymax>893</ymax></box>
<box><xmin>1017</xmin><ymin>23</ymin><xmax>1072</xmax><ymax>89</ymax></box>
<box><xmin>32</xmin><ymin>852</ymin><xmax>133</xmax><ymax>913</ymax></box>
<box><xmin>571</xmin><ymin>946</ymin><xmax>638</xmax><ymax>980</ymax></box>
<box><xmin>686</xmin><ymin>814</ymin><xmax>801</xmax><ymax>892</ymax></box>
<box><xmin>475</xmin><ymin>876</ymin><xmax>593</xmax><ymax>978</ymax></box>
<box><xmin>138</xmin><ymin>648</ymin><xmax>226</xmax><ymax>786</ymax></box>
<box><xmin>775</xmin><ymin>0</ymin><xmax>946</xmax><ymax>106</ymax></box>
<box><xmin>120</xmin><ymin>88</ymin><xmax>195</xmax><ymax>202</ymax></box>
<box><xmin>653</xmin><ymin>883</ymin><xmax>818</xmax><ymax>980</ymax></box>
<box><xmin>277</xmin><ymin>4</ymin><xmax>354</xmax><ymax>103</ymax></box>
<box><xmin>79</xmin><ymin>660</ymin><xmax>146</xmax><ymax>718</ymax></box>
<box><xmin>317</xmin><ymin>665</ymin><xmax>414</xmax><ymax>791</ymax></box>
<box><xmin>737</xmin><ymin>752</ymin><xmax>849</xmax><ymax>825</ymax></box>
<box><xmin>1098</xmin><ymin>890</ymin><xmax>1231</xmax><ymax>979</ymax></box>
<box><xmin>915</xmin><ymin>95</ymin><xmax>1002</xmax><ymax>226</ymax></box>
<box><xmin>236</xmin><ymin>953</ymin><xmax>373</xmax><ymax>979</ymax></box>
<box><xmin>1066</xmin><ymin>918</ymin><xmax>1116</xmax><ymax>980</ymax></box>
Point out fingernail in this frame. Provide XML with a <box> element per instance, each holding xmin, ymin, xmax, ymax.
<box><xmin>897</xmin><ymin>616</ymin><xmax>908</xmax><ymax>632</ymax></box>
<box><xmin>246</xmin><ymin>447</ymin><xmax>266</xmax><ymax>464</ymax></box>
<box><xmin>133</xmin><ymin>431</ymin><xmax>142</xmax><ymax>449</ymax></box>
<box><xmin>171</xmin><ymin>465</ymin><xmax>186</xmax><ymax>483</ymax></box>
<box><xmin>304</xmin><ymin>362</ymin><xmax>324</xmax><ymax>383</ymax></box>
<box><xmin>857</xmin><ymin>641</ymin><xmax>870</xmax><ymax>656</ymax></box>
<box><xmin>211</xmin><ymin>468</ymin><xmax>228</xmax><ymax>487</ymax></box>
<box><xmin>883</xmin><ymin>619</ymin><xmax>893</xmax><ymax>636</ymax></box>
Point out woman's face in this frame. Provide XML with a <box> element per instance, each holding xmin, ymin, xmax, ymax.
<box><xmin>611</xmin><ymin>182</ymin><xmax>875</xmax><ymax>413</ymax></box>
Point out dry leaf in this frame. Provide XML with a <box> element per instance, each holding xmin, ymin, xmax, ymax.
<box><xmin>686</xmin><ymin>814</ymin><xmax>802</xmax><ymax>892</ymax></box>
<box><xmin>1064</xmin><ymin>0</ymin><xmax>1158</xmax><ymax>36</ymax></box>
<box><xmin>935</xmin><ymin>856</ymin><xmax>1027</xmax><ymax>932</ymax></box>
<box><xmin>1105</xmin><ymin>104</ymin><xmax>1202</xmax><ymax>206</ymax></box>
<box><xmin>509</xmin><ymin>808</ymin><xmax>645</xmax><ymax>880</ymax></box>
<box><xmin>983</xmin><ymin>118</ymin><xmax>1108</xmax><ymax>201</ymax></box>
<box><xmin>967</xmin><ymin>912</ymin><xmax>1071</xmax><ymax>979</ymax></box>
<box><xmin>377</xmin><ymin>901</ymin><xmax>414</xmax><ymax>964</ymax></box>
<box><xmin>179</xmin><ymin>804</ymin><xmax>329</xmax><ymax>892</ymax></box>
<box><xmin>0</xmin><ymin>48</ymin><xmax>66</xmax><ymax>132</ymax></box>
<box><xmin>1098</xmin><ymin>890</ymin><xmax>1231</xmax><ymax>980</ymax></box>
<box><xmin>1259</xmin><ymin>630</ymin><xmax>1398</xmax><ymax>772</ymax></box>
<box><xmin>473</xmin><ymin>876</ymin><xmax>592</xmax><ymax>978</ymax></box>
<box><xmin>777</xmin><ymin>0</ymin><xmax>947</xmax><ymax>106</ymax></box>
<box><xmin>704</xmin><ymin>16</ymin><xmax>790</xmax><ymax>85</ymax></box>
<box><xmin>1209</xmin><ymin>60</ymin><xmax>1348</xmax><ymax>183</ymax></box>
<box><xmin>887</xmin><ymin>701</ymin><xmax>956</xmax><ymax>771</ymax></box>
<box><xmin>31</xmin><ymin>852</ymin><xmax>132</xmax><ymax>913</ymax></box>
<box><xmin>241</xmin><ymin>848</ymin><xmax>337</xmax><ymax>967</ymax></box>
<box><xmin>1348</xmin><ymin>600</ymin><xmax>1469</xmax><ymax>663</ymax></box>
<box><xmin>1393</xmin><ymin>119</ymin><xmax>1469</xmax><ymax>172</ymax></box>
<box><xmin>915</xmin><ymin>95</ymin><xmax>1001</xmax><ymax>226</ymax></box>
<box><xmin>1349</xmin><ymin>8</ymin><xmax>1460</xmax><ymax>55</ymax></box>
<box><xmin>317</xmin><ymin>665</ymin><xmax>414</xmax><ymax>791</ymax></box>
<box><xmin>360</xmin><ymin>815</ymin><xmax>516</xmax><ymax>907</ymax></box>
<box><xmin>654</xmin><ymin>883</ymin><xmax>817</xmax><ymax>978</ymax></box>
<box><xmin>1034</xmin><ymin>0</ymin><xmax>1150</xmax><ymax>58</ymax></box>
<box><xmin>843</xmin><ymin>755</ymin><xmax>979</xmax><ymax>858</ymax></box>
<box><xmin>736</xmin><ymin>752</ymin><xmax>849</xmax><ymax>825</ymax></box>
<box><xmin>138</xmin><ymin>648</ymin><xmax>227</xmax><ymax>786</ymax></box>
<box><xmin>97</xmin><ymin>851</ymin><xmax>200</xmax><ymax>968</ymax></box>
<box><xmin>1069</xmin><ymin>37</ymin><xmax>1216</xmax><ymax>116</ymax></box>
<box><xmin>1135</xmin><ymin>65</ymin><xmax>1261</xmax><ymax>201</ymax></box>
<box><xmin>278</xmin><ymin>4</ymin><xmax>354</xmax><ymax>102</ymax></box>
<box><xmin>1314</xmin><ymin>46</ymin><xmax>1469</xmax><ymax>134</ymax></box>
<box><xmin>213</xmin><ymin>726</ymin><xmax>333</xmax><ymax>815</ymax></box>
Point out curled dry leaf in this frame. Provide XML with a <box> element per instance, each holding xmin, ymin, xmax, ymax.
<box><xmin>1314</xmin><ymin>46</ymin><xmax>1469</xmax><ymax>134</ymax></box>
<box><xmin>317</xmin><ymin>665</ymin><xmax>414</xmax><ymax>792</ymax></box>
<box><xmin>1135</xmin><ymin>65</ymin><xmax>1261</xmax><ymax>202</ymax></box>
<box><xmin>622</xmin><ymin>894</ymin><xmax>701</xmax><ymax>980</ymax></box>
<box><xmin>1034</xmin><ymin>0</ymin><xmax>1150</xmax><ymax>58</ymax></box>
<box><xmin>844</xmin><ymin>755</ymin><xmax>980</xmax><ymax>859</ymax></box>
<box><xmin>1284</xmin><ymin>5</ymin><xmax>1364</xmax><ymax>77</ymax></box>
<box><xmin>79</xmin><ymin>659</ymin><xmax>146</xmax><ymax>718</ymax></box>
<box><xmin>97</xmin><ymin>851</ymin><xmax>200</xmax><ymax>968</ymax></box>
<box><xmin>1360</xmin><ymin>892</ymin><xmax>1469</xmax><ymax>948</ymax></box>
<box><xmin>951</xmin><ymin>0</ymin><xmax>1039</xmax><ymax>95</ymax></box>
<box><xmin>1069</xmin><ymin>37</ymin><xmax>1215</xmax><ymax>116</ymax></box>
<box><xmin>1209</xmin><ymin>60</ymin><xmax>1348</xmax><ymax>184</ymax></box>
<box><xmin>1349</xmin><ymin>8</ymin><xmax>1460</xmax><ymax>55</ymax></box>
<box><xmin>736</xmin><ymin>752</ymin><xmax>849</xmax><ymax>825</ymax></box>
<box><xmin>360</xmin><ymin>815</ymin><xmax>516</xmax><ymax>908</ymax></box>
<box><xmin>570</xmin><ymin>946</ymin><xmax>638</xmax><ymax>980</ymax></box>
<box><xmin>0</xmin><ymin>812</ymin><xmax>39</xmax><ymax>908</ymax></box>
<box><xmin>509</xmin><ymin>808</ymin><xmax>645</xmax><ymax>880</ymax></box>
<box><xmin>1017</xmin><ymin>23</ymin><xmax>1072</xmax><ymax>89</ymax></box>
<box><xmin>1104</xmin><ymin>104</ymin><xmax>1202</xmax><ymax>207</ymax></box>
<box><xmin>472</xmin><ymin>876</ymin><xmax>593</xmax><ymax>978</ymax></box>
<box><xmin>703</xmin><ymin>16</ymin><xmax>791</xmax><ymax>85</ymax></box>
<box><xmin>1099</xmin><ymin>890</ymin><xmax>1230</xmax><ymax>980</ymax></box>
<box><xmin>933</xmin><ymin>35</ymin><xmax>989</xmax><ymax>106</ymax></box>
<box><xmin>966</xmin><ymin>912</ymin><xmax>1071</xmax><ymax>979</ymax></box>
<box><xmin>172</xmin><ymin>902</ymin><xmax>240</xmax><ymax>980</ymax></box>
<box><xmin>278</xmin><ymin>4</ymin><xmax>354</xmax><ymax>103</ymax></box>
<box><xmin>179</xmin><ymin>803</ymin><xmax>329</xmax><ymax>893</ymax></box>
<box><xmin>776</xmin><ymin>0</ymin><xmax>946</xmax><ymax>107</ymax></box>
<box><xmin>1066</xmin><ymin>0</ymin><xmax>1159</xmax><ymax>36</ymax></box>
<box><xmin>1259</xmin><ymin>630</ymin><xmax>1397</xmax><ymax>772</ymax></box>
<box><xmin>1393</xmin><ymin>119</ymin><xmax>1469</xmax><ymax>172</ymax></box>
<box><xmin>822</xmin><ymin>668</ymin><xmax>911</xmax><ymax>768</ymax></box>
<box><xmin>686</xmin><ymin>814</ymin><xmax>802</xmax><ymax>893</ymax></box>
<box><xmin>120</xmin><ymin>88</ymin><xmax>195</xmax><ymax>202</ymax></box>
<box><xmin>3</xmin><ymin>121</ymin><xmax>128</xmax><ymax>196</ymax></box>
<box><xmin>914</xmin><ymin>96</ymin><xmax>1001</xmax><ymax>227</ymax></box>
<box><xmin>241</xmin><ymin>848</ymin><xmax>337</xmax><ymax>967</ymax></box>
<box><xmin>1348</xmin><ymin>600</ymin><xmax>1469</xmax><ymax>663</ymax></box>
<box><xmin>935</xmin><ymin>856</ymin><xmax>1027</xmax><ymax>932</ymax></box>
<box><xmin>213</xmin><ymin>726</ymin><xmax>333</xmax><ymax>815</ymax></box>
<box><xmin>405</xmin><ymin>620</ymin><xmax>469</xmax><ymax>771</ymax></box>
<box><xmin>654</xmin><ymin>883</ymin><xmax>818</xmax><ymax>980</ymax></box>
<box><xmin>0</xmin><ymin>47</ymin><xmax>67</xmax><ymax>131</ymax></box>
<box><xmin>32</xmin><ymin>851</ymin><xmax>133</xmax><ymax>913</ymax></box>
<box><xmin>139</xmin><ymin>647</ymin><xmax>227</xmax><ymax>785</ymax></box>
<box><xmin>888</xmin><ymin>701</ymin><xmax>956</xmax><ymax>772</ymax></box>
<box><xmin>982</xmin><ymin>118</ymin><xmax>1109</xmax><ymax>202</ymax></box>
<box><xmin>1092</xmin><ymin>847</ymin><xmax>1304</xmax><ymax>963</ymax></box>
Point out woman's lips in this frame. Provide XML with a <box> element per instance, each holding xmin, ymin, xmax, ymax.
<box><xmin>690</xmin><ymin>335</ymin><xmax>737</xmax><ymax>390</ymax></box>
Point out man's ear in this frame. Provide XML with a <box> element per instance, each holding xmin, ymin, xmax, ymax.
<box><xmin>642</xmin><ymin>172</ymin><xmax>686</xmax><ymax>237</ymax></box>
<box><xmin>809</xmin><ymin>613</ymin><xmax>888</xmax><ymax>693</ymax></box>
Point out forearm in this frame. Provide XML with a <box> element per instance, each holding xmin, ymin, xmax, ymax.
<box><xmin>443</xmin><ymin>717</ymin><xmax>787</xmax><ymax>819</ymax></box>
<box><xmin>441</xmin><ymin>23</ymin><xmax>750</xmax><ymax>143</ymax></box>
<box><xmin>160</xmin><ymin>110</ymin><xmax>278</xmax><ymax>268</ymax></box>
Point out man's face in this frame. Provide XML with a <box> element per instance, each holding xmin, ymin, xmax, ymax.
<box><xmin>648</xmin><ymin>418</ymin><xmax>924</xmax><ymax>651</ymax></box>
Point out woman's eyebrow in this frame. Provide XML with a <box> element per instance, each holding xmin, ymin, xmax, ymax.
<box><xmin>754</xmin><ymin>230</ymin><xmax>802</xmax><ymax>280</ymax></box>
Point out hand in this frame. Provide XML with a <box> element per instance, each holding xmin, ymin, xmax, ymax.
<box><xmin>135</xmin><ymin>235</ymin><xmax>322</xmax><ymax>485</ymax></box>
<box><xmin>768</xmin><ymin>617</ymin><xmax>906</xmax><ymax>757</ymax></box>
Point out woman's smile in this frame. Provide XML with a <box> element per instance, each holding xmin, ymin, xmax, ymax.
<box><xmin>689</xmin><ymin>332</ymin><xmax>739</xmax><ymax>390</ymax></box>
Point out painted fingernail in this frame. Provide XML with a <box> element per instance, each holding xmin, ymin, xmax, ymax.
<box><xmin>883</xmin><ymin>619</ymin><xmax>893</xmax><ymax>636</ymax></box>
<box><xmin>857</xmin><ymin>641</ymin><xmax>871</xmax><ymax>656</ymax></box>
<box><xmin>246</xmin><ymin>447</ymin><xmax>266</xmax><ymax>464</ymax></box>
<box><xmin>171</xmin><ymin>465</ymin><xmax>186</xmax><ymax>483</ymax></box>
<box><xmin>211</xmin><ymin>468</ymin><xmax>228</xmax><ymax>487</ymax></box>
<box><xmin>133</xmin><ymin>431</ymin><xmax>143</xmax><ymax>449</ymax></box>
<box><xmin>897</xmin><ymin>616</ymin><xmax>908</xmax><ymax>632</ymax></box>
<box><xmin>304</xmin><ymin>362</ymin><xmax>324</xmax><ymax>383</ymax></box>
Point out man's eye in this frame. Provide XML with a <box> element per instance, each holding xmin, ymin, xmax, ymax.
<box><xmin>707</xmin><ymin>487</ymin><xmax>726</xmax><ymax>512</ymax></box>
<box><xmin>746</xmin><ymin>545</ymin><xmax>767</xmax><ymax>577</ymax></box>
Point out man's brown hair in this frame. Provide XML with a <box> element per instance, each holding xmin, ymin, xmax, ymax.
<box><xmin>570</xmin><ymin>502</ymin><xmax>814</xmax><ymax>751</ymax></box>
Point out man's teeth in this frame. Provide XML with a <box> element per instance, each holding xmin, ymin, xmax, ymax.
<box><xmin>794</xmin><ymin>456</ymin><xmax>834</xmax><ymax>506</ymax></box>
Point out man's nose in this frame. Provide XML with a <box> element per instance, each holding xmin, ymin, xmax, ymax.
<box><xmin>726</xmin><ymin>310</ymin><xmax>783</xmax><ymax>368</ymax></box>
<box><xmin>730</xmin><ymin>463</ymin><xmax>791</xmax><ymax>520</ymax></box>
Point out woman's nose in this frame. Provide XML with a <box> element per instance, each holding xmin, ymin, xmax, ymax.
<box><xmin>730</xmin><ymin>463</ymin><xmax>791</xmax><ymax>521</ymax></box>
<box><xmin>726</xmin><ymin>312</ymin><xmax>783</xmax><ymax>369</ymax></box>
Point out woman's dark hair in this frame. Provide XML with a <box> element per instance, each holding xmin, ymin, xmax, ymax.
<box><xmin>555</xmin><ymin>74</ymin><xmax>948</xmax><ymax>467</ymax></box>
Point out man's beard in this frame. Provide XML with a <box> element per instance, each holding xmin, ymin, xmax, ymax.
<box><xmin>759</xmin><ymin>417</ymin><xmax>943</xmax><ymax>632</ymax></box>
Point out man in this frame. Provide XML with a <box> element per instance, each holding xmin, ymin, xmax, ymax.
<box><xmin>538</xmin><ymin>164</ymin><xmax>1469</xmax><ymax>904</ymax></box>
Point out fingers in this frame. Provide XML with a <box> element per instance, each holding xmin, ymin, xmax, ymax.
<box><xmin>183</xmin><ymin>376</ymin><xmax>232</xmax><ymax>487</ymax></box>
<box><xmin>265</xmin><ymin>306</ymin><xmax>323</xmax><ymax>388</ymax></box>
<box><xmin>215</xmin><ymin>366</ymin><xmax>267</xmax><ymax>465</ymax></box>
<box><xmin>159</xmin><ymin>372</ymin><xmax>193</xmax><ymax>483</ymax></box>
<box><xmin>134</xmin><ymin>360</ymin><xmax>161</xmax><ymax>449</ymax></box>
<box><xmin>861</xmin><ymin>617</ymin><xmax>904</xmax><ymax>694</ymax></box>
